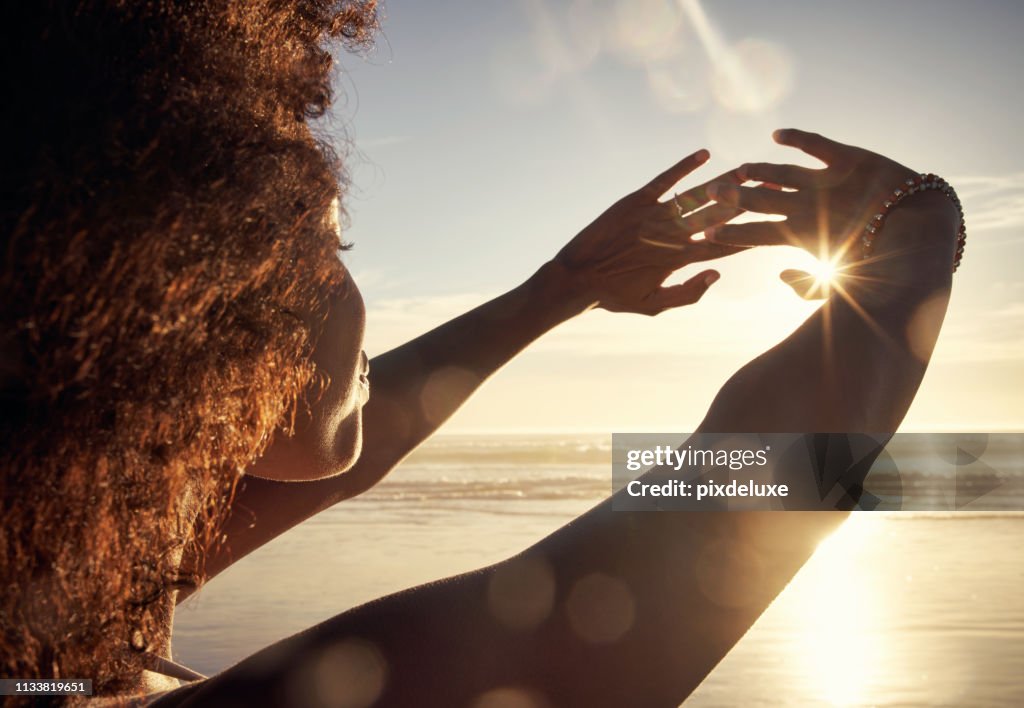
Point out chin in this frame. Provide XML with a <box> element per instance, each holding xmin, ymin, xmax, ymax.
<box><xmin>329</xmin><ymin>408</ymin><xmax>365</xmax><ymax>476</ymax></box>
<box><xmin>245</xmin><ymin>409</ymin><xmax>365</xmax><ymax>482</ymax></box>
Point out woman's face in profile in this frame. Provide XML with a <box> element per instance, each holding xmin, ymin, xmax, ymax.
<box><xmin>326</xmin><ymin>195</ymin><xmax>371</xmax><ymax>472</ymax></box>
<box><xmin>252</xmin><ymin>268</ymin><xmax>369</xmax><ymax>482</ymax></box>
<box><xmin>327</xmin><ymin>270</ymin><xmax>370</xmax><ymax>472</ymax></box>
<box><xmin>311</xmin><ymin>198</ymin><xmax>371</xmax><ymax>475</ymax></box>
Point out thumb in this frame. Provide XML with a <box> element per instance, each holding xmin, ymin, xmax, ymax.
<box><xmin>780</xmin><ymin>269</ymin><xmax>827</xmax><ymax>300</ymax></box>
<box><xmin>647</xmin><ymin>270</ymin><xmax>720</xmax><ymax>313</ymax></box>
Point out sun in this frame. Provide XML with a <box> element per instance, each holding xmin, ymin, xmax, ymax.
<box><xmin>788</xmin><ymin>249</ymin><xmax>844</xmax><ymax>298</ymax></box>
<box><xmin>807</xmin><ymin>256</ymin><xmax>840</xmax><ymax>290</ymax></box>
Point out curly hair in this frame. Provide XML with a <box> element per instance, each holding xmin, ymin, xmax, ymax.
<box><xmin>0</xmin><ymin>0</ymin><xmax>377</xmax><ymax>701</ymax></box>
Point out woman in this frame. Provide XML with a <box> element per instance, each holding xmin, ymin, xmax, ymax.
<box><xmin>1</xmin><ymin>2</ymin><xmax>961</xmax><ymax>706</ymax></box>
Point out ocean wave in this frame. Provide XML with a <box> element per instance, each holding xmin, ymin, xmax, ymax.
<box><xmin>404</xmin><ymin>435</ymin><xmax>612</xmax><ymax>465</ymax></box>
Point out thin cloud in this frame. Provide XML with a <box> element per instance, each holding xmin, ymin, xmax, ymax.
<box><xmin>934</xmin><ymin>300</ymin><xmax>1024</xmax><ymax>363</ymax></box>
<box><xmin>952</xmin><ymin>172</ymin><xmax>1024</xmax><ymax>234</ymax></box>
<box><xmin>364</xmin><ymin>293</ymin><xmax>494</xmax><ymax>354</ymax></box>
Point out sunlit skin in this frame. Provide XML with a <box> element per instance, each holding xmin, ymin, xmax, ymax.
<box><xmin>150</xmin><ymin>130</ymin><xmax>960</xmax><ymax>707</ymax></box>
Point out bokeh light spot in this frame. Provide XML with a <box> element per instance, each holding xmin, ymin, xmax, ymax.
<box><xmin>420</xmin><ymin>366</ymin><xmax>481</xmax><ymax>425</ymax></box>
<box><xmin>473</xmin><ymin>686</ymin><xmax>550</xmax><ymax>708</ymax></box>
<box><xmin>606</xmin><ymin>0</ymin><xmax>684</xmax><ymax>64</ymax></box>
<box><xmin>694</xmin><ymin>537</ymin><xmax>764</xmax><ymax>608</ymax></box>
<box><xmin>287</xmin><ymin>639</ymin><xmax>387</xmax><ymax>708</ymax></box>
<box><xmin>487</xmin><ymin>556</ymin><xmax>557</xmax><ymax>631</ymax></box>
<box><xmin>566</xmin><ymin>572</ymin><xmax>635</xmax><ymax>644</ymax></box>
<box><xmin>711</xmin><ymin>38</ymin><xmax>795</xmax><ymax>113</ymax></box>
<box><xmin>906</xmin><ymin>292</ymin><xmax>951</xmax><ymax>363</ymax></box>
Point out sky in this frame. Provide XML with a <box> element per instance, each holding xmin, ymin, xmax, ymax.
<box><xmin>323</xmin><ymin>0</ymin><xmax>1024</xmax><ymax>433</ymax></box>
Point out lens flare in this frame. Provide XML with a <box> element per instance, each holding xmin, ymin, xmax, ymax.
<box><xmin>678</xmin><ymin>0</ymin><xmax>795</xmax><ymax>114</ymax></box>
<box><xmin>808</xmin><ymin>256</ymin><xmax>839</xmax><ymax>289</ymax></box>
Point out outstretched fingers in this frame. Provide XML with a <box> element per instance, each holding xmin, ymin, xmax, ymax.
<box><xmin>709</xmin><ymin>183</ymin><xmax>797</xmax><ymax>216</ymax></box>
<box><xmin>638</xmin><ymin>203</ymin><xmax>746</xmax><ymax>261</ymax></box>
<box><xmin>666</xmin><ymin>168</ymin><xmax>746</xmax><ymax>216</ymax></box>
<box><xmin>739</xmin><ymin>162</ymin><xmax>820</xmax><ymax>190</ymax></box>
<box><xmin>772</xmin><ymin>128</ymin><xmax>848</xmax><ymax>165</ymax></box>
<box><xmin>676</xmin><ymin>202</ymin><xmax>744</xmax><ymax>235</ymax></box>
<box><xmin>705</xmin><ymin>220</ymin><xmax>796</xmax><ymax>248</ymax></box>
<box><xmin>638</xmin><ymin>149</ymin><xmax>711</xmax><ymax>200</ymax></box>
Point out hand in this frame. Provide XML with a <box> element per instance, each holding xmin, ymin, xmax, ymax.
<box><xmin>553</xmin><ymin>149</ymin><xmax>745</xmax><ymax>316</ymax></box>
<box><xmin>705</xmin><ymin>129</ymin><xmax>923</xmax><ymax>268</ymax></box>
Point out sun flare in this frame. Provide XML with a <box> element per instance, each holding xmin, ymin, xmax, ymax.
<box><xmin>787</xmin><ymin>249</ymin><xmax>845</xmax><ymax>298</ymax></box>
<box><xmin>807</xmin><ymin>256</ymin><xmax>839</xmax><ymax>289</ymax></box>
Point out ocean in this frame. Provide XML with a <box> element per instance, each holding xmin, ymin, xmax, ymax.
<box><xmin>173</xmin><ymin>435</ymin><xmax>1024</xmax><ymax>706</ymax></box>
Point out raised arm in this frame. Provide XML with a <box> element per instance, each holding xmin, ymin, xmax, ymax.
<box><xmin>159</xmin><ymin>131</ymin><xmax>961</xmax><ymax>707</ymax></box>
<box><xmin>699</xmin><ymin>129</ymin><xmax>956</xmax><ymax>433</ymax></box>
<box><xmin>182</xmin><ymin>151</ymin><xmax>744</xmax><ymax>592</ymax></box>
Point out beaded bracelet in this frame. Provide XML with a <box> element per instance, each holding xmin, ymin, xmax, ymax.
<box><xmin>861</xmin><ymin>173</ymin><xmax>967</xmax><ymax>273</ymax></box>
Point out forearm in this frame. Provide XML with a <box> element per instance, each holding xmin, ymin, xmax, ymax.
<box><xmin>342</xmin><ymin>258</ymin><xmax>593</xmax><ymax>497</ymax></box>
